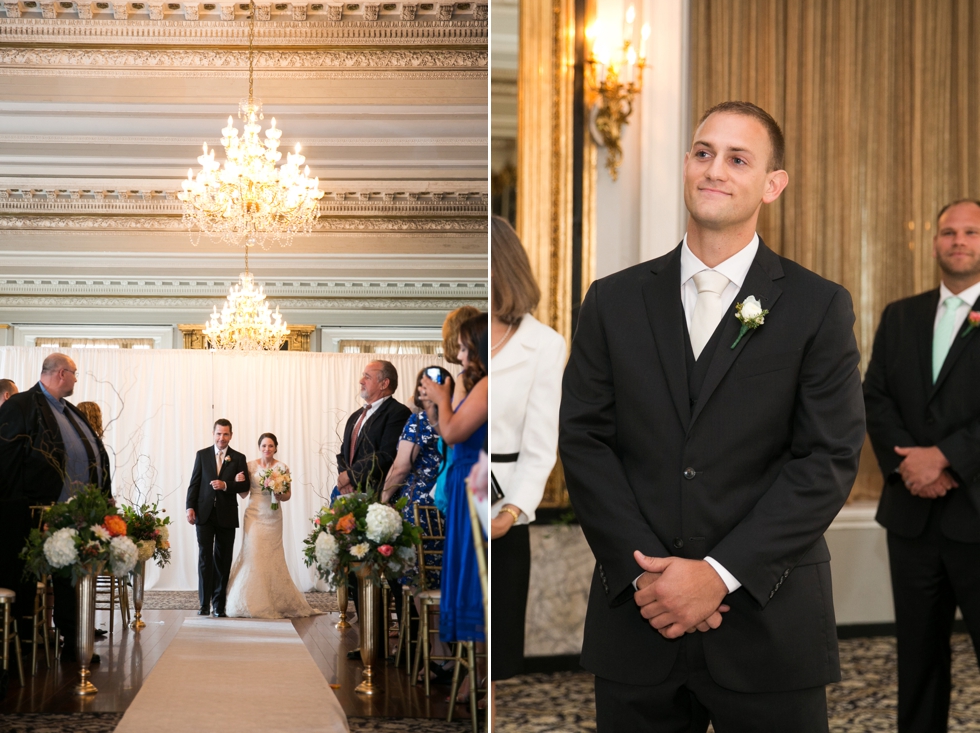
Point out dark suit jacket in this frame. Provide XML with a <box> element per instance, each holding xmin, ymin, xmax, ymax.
<box><xmin>865</xmin><ymin>289</ymin><xmax>980</xmax><ymax>541</ymax></box>
<box><xmin>186</xmin><ymin>446</ymin><xmax>249</xmax><ymax>528</ymax></box>
<box><xmin>337</xmin><ymin>397</ymin><xmax>412</xmax><ymax>496</ymax></box>
<box><xmin>559</xmin><ymin>241</ymin><xmax>866</xmax><ymax>692</ymax></box>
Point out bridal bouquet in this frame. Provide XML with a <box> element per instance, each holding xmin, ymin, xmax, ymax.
<box><xmin>120</xmin><ymin>500</ymin><xmax>172</xmax><ymax>570</ymax></box>
<box><xmin>21</xmin><ymin>484</ymin><xmax>140</xmax><ymax>584</ymax></box>
<box><xmin>303</xmin><ymin>492</ymin><xmax>421</xmax><ymax>586</ymax></box>
<box><xmin>258</xmin><ymin>465</ymin><xmax>291</xmax><ymax>510</ymax></box>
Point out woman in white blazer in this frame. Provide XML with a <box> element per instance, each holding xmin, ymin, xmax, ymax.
<box><xmin>489</xmin><ymin>216</ymin><xmax>566</xmax><ymax>715</ymax></box>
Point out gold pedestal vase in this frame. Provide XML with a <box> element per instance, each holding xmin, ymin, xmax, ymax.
<box><xmin>335</xmin><ymin>576</ymin><xmax>351</xmax><ymax>629</ymax></box>
<box><xmin>130</xmin><ymin>560</ymin><xmax>146</xmax><ymax>630</ymax></box>
<box><xmin>74</xmin><ymin>569</ymin><xmax>99</xmax><ymax>696</ymax></box>
<box><xmin>353</xmin><ymin>563</ymin><xmax>384</xmax><ymax>695</ymax></box>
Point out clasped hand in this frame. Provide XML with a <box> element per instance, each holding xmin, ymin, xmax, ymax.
<box><xmin>894</xmin><ymin>445</ymin><xmax>957</xmax><ymax>498</ymax></box>
<box><xmin>633</xmin><ymin>551</ymin><xmax>730</xmax><ymax>639</ymax></box>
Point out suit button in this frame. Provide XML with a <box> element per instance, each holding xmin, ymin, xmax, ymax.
<box><xmin>683</xmin><ymin>467</ymin><xmax>696</xmax><ymax>480</ymax></box>
<box><xmin>672</xmin><ymin>537</ymin><xmax>684</xmax><ymax>549</ymax></box>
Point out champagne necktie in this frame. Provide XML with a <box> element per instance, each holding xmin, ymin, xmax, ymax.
<box><xmin>690</xmin><ymin>270</ymin><xmax>731</xmax><ymax>359</ymax></box>
<box><xmin>933</xmin><ymin>295</ymin><xmax>964</xmax><ymax>383</ymax></box>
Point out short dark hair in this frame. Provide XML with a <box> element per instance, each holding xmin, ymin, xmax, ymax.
<box><xmin>258</xmin><ymin>432</ymin><xmax>278</xmax><ymax>448</ymax></box>
<box><xmin>937</xmin><ymin>199</ymin><xmax>980</xmax><ymax>225</ymax></box>
<box><xmin>374</xmin><ymin>360</ymin><xmax>398</xmax><ymax>393</ymax></box>
<box><xmin>214</xmin><ymin>418</ymin><xmax>233</xmax><ymax>432</ymax></box>
<box><xmin>0</xmin><ymin>378</ymin><xmax>15</xmax><ymax>396</ymax></box>
<box><xmin>696</xmin><ymin>100</ymin><xmax>785</xmax><ymax>172</ymax></box>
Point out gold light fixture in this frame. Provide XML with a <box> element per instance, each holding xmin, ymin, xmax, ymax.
<box><xmin>586</xmin><ymin>5</ymin><xmax>650</xmax><ymax>181</ymax></box>
<box><xmin>203</xmin><ymin>247</ymin><xmax>289</xmax><ymax>351</ymax></box>
<box><xmin>177</xmin><ymin>0</ymin><xmax>324</xmax><ymax>248</ymax></box>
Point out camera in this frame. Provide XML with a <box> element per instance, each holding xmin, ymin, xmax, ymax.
<box><xmin>425</xmin><ymin>366</ymin><xmax>445</xmax><ymax>384</ymax></box>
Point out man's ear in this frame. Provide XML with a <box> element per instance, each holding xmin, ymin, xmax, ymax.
<box><xmin>762</xmin><ymin>169</ymin><xmax>789</xmax><ymax>205</ymax></box>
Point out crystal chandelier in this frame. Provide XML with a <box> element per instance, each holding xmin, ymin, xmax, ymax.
<box><xmin>177</xmin><ymin>0</ymin><xmax>324</xmax><ymax>249</ymax></box>
<box><xmin>203</xmin><ymin>248</ymin><xmax>290</xmax><ymax>351</ymax></box>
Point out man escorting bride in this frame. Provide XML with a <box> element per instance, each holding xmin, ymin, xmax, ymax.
<box><xmin>225</xmin><ymin>432</ymin><xmax>320</xmax><ymax>619</ymax></box>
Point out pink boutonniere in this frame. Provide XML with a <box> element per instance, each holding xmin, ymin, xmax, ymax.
<box><xmin>962</xmin><ymin>311</ymin><xmax>980</xmax><ymax>338</ymax></box>
<box><xmin>224</xmin><ymin>455</ymin><xmax>231</xmax><ymax>462</ymax></box>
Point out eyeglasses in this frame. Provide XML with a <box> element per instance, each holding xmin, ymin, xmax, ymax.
<box><xmin>61</xmin><ymin>369</ymin><xmax>78</xmax><ymax>377</ymax></box>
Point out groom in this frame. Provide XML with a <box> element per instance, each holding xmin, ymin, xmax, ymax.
<box><xmin>560</xmin><ymin>101</ymin><xmax>866</xmax><ymax>730</ymax></box>
<box><xmin>186</xmin><ymin>419</ymin><xmax>249</xmax><ymax>617</ymax></box>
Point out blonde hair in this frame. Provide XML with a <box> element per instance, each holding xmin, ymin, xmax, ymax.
<box><xmin>442</xmin><ymin>305</ymin><xmax>482</xmax><ymax>365</ymax></box>
<box><xmin>491</xmin><ymin>215</ymin><xmax>540</xmax><ymax>324</ymax></box>
<box><xmin>76</xmin><ymin>401</ymin><xmax>104</xmax><ymax>439</ymax></box>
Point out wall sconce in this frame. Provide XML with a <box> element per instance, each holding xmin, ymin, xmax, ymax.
<box><xmin>586</xmin><ymin>6</ymin><xmax>650</xmax><ymax>181</ymax></box>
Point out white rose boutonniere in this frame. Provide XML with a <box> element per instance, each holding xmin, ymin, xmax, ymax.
<box><xmin>731</xmin><ymin>295</ymin><xmax>769</xmax><ymax>349</ymax></box>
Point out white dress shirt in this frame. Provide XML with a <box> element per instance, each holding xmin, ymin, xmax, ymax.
<box><xmin>934</xmin><ymin>280</ymin><xmax>980</xmax><ymax>344</ymax></box>
<box><xmin>634</xmin><ymin>234</ymin><xmax>761</xmax><ymax>595</ymax></box>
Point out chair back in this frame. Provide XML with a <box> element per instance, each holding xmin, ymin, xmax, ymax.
<box><xmin>412</xmin><ymin>503</ymin><xmax>445</xmax><ymax>591</ymax></box>
<box><xmin>465</xmin><ymin>484</ymin><xmax>488</xmax><ymax>613</ymax></box>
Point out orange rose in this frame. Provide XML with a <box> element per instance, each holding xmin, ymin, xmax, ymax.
<box><xmin>103</xmin><ymin>515</ymin><xmax>127</xmax><ymax>537</ymax></box>
<box><xmin>335</xmin><ymin>513</ymin><xmax>356</xmax><ymax>535</ymax></box>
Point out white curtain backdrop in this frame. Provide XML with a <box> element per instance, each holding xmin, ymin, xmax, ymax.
<box><xmin>0</xmin><ymin>347</ymin><xmax>451</xmax><ymax>592</ymax></box>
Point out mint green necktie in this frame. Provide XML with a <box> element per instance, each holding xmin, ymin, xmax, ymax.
<box><xmin>933</xmin><ymin>295</ymin><xmax>964</xmax><ymax>382</ymax></box>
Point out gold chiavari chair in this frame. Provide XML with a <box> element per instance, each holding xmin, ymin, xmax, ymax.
<box><xmin>27</xmin><ymin>504</ymin><xmax>57</xmax><ymax>672</ymax></box>
<box><xmin>94</xmin><ymin>574</ymin><xmax>129</xmax><ymax>634</ymax></box>
<box><xmin>0</xmin><ymin>588</ymin><xmax>25</xmax><ymax>687</ymax></box>
<box><xmin>408</xmin><ymin>504</ymin><xmax>451</xmax><ymax>697</ymax></box>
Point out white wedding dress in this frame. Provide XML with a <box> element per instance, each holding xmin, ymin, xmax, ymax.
<box><xmin>225</xmin><ymin>460</ymin><xmax>320</xmax><ymax>619</ymax></box>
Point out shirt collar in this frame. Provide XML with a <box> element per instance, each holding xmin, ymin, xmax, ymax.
<box><xmin>215</xmin><ymin>445</ymin><xmax>225</xmax><ymax>456</ymax></box>
<box><xmin>39</xmin><ymin>382</ymin><xmax>66</xmax><ymax>413</ymax></box>
<box><xmin>680</xmin><ymin>232</ymin><xmax>760</xmax><ymax>289</ymax></box>
<box><xmin>939</xmin><ymin>279</ymin><xmax>980</xmax><ymax>310</ymax></box>
<box><xmin>365</xmin><ymin>394</ymin><xmax>391</xmax><ymax>411</ymax></box>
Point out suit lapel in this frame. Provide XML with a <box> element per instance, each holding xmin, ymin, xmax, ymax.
<box><xmin>689</xmin><ymin>243</ymin><xmax>784</xmax><ymax>429</ymax></box>
<box><xmin>640</xmin><ymin>245</ymin><xmax>691</xmax><ymax>428</ymax></box>
<box><xmin>917</xmin><ymin>290</ymin><xmax>940</xmax><ymax>400</ymax></box>
<box><xmin>34</xmin><ymin>387</ymin><xmax>65</xmax><ymax>458</ymax></box>
<box><xmin>929</xmin><ymin>292</ymin><xmax>980</xmax><ymax>402</ymax></box>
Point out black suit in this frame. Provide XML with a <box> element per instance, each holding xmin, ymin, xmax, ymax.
<box><xmin>559</xmin><ymin>241</ymin><xmax>865</xmax><ymax>729</ymax></box>
<box><xmin>865</xmin><ymin>288</ymin><xmax>980</xmax><ymax>732</ymax></box>
<box><xmin>337</xmin><ymin>397</ymin><xmax>412</xmax><ymax>496</ymax></box>
<box><xmin>0</xmin><ymin>382</ymin><xmax>111</xmax><ymax>644</ymax></box>
<box><xmin>186</xmin><ymin>445</ymin><xmax>248</xmax><ymax>613</ymax></box>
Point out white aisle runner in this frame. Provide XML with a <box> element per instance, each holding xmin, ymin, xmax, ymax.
<box><xmin>115</xmin><ymin>617</ymin><xmax>349</xmax><ymax>733</ymax></box>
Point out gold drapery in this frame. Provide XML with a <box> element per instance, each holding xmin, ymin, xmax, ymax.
<box><xmin>692</xmin><ymin>0</ymin><xmax>980</xmax><ymax>501</ymax></box>
<box><xmin>337</xmin><ymin>340</ymin><xmax>443</xmax><ymax>355</ymax></box>
<box><xmin>35</xmin><ymin>338</ymin><xmax>155</xmax><ymax>349</ymax></box>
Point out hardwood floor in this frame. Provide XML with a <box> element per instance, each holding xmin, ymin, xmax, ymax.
<box><xmin>0</xmin><ymin>608</ymin><xmax>466</xmax><ymax>721</ymax></box>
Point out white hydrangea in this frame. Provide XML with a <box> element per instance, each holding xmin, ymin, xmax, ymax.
<box><xmin>91</xmin><ymin>524</ymin><xmax>111</xmax><ymax>542</ymax></box>
<box><xmin>136</xmin><ymin>539</ymin><xmax>156</xmax><ymax>564</ymax></box>
<box><xmin>365</xmin><ymin>503</ymin><xmax>402</xmax><ymax>543</ymax></box>
<box><xmin>350</xmin><ymin>542</ymin><xmax>370</xmax><ymax>560</ymax></box>
<box><xmin>157</xmin><ymin>525</ymin><xmax>169</xmax><ymax>544</ymax></box>
<box><xmin>397</xmin><ymin>545</ymin><xmax>416</xmax><ymax>565</ymax></box>
<box><xmin>44</xmin><ymin>528</ymin><xmax>79</xmax><ymax>568</ymax></box>
<box><xmin>109</xmin><ymin>535</ymin><xmax>139</xmax><ymax>576</ymax></box>
<box><xmin>314</xmin><ymin>531</ymin><xmax>338</xmax><ymax>569</ymax></box>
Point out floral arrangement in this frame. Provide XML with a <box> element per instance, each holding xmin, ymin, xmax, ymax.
<box><xmin>258</xmin><ymin>464</ymin><xmax>291</xmax><ymax>510</ymax></box>
<box><xmin>21</xmin><ymin>484</ymin><xmax>140</xmax><ymax>583</ymax></box>
<box><xmin>120</xmin><ymin>500</ymin><xmax>172</xmax><ymax>570</ymax></box>
<box><xmin>731</xmin><ymin>295</ymin><xmax>770</xmax><ymax>349</ymax></box>
<box><xmin>303</xmin><ymin>492</ymin><xmax>421</xmax><ymax>585</ymax></box>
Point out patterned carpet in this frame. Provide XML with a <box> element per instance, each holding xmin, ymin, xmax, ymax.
<box><xmin>0</xmin><ymin>715</ymin><xmax>470</xmax><ymax>732</ymax></box>
<box><xmin>141</xmin><ymin>590</ymin><xmax>340</xmax><ymax>613</ymax></box>
<box><xmin>495</xmin><ymin>633</ymin><xmax>980</xmax><ymax>732</ymax></box>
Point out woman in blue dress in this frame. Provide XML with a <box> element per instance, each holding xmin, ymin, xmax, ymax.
<box><xmin>421</xmin><ymin>313</ymin><xmax>488</xmax><ymax>696</ymax></box>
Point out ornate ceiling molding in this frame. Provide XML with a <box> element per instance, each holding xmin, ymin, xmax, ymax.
<box><xmin>0</xmin><ymin>188</ymin><xmax>489</xmax><ymax>218</ymax></box>
<box><xmin>0</xmin><ymin>215</ymin><xmax>488</xmax><ymax>232</ymax></box>
<box><xmin>0</xmin><ymin>2</ymin><xmax>487</xmax><ymax>25</ymax></box>
<box><xmin>0</xmin><ymin>134</ymin><xmax>487</xmax><ymax>147</ymax></box>
<box><xmin>0</xmin><ymin>48</ymin><xmax>487</xmax><ymax>76</ymax></box>
<box><xmin>0</xmin><ymin>16</ymin><xmax>487</xmax><ymax>44</ymax></box>
<box><xmin>0</xmin><ymin>295</ymin><xmax>485</xmax><ymax>310</ymax></box>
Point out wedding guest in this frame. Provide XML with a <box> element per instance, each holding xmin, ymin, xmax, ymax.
<box><xmin>865</xmin><ymin>198</ymin><xmax>980</xmax><ymax>733</ymax></box>
<box><xmin>0</xmin><ymin>354</ymin><xmax>111</xmax><ymax>664</ymax></box>
<box><xmin>76</xmin><ymin>401</ymin><xmax>104</xmax><ymax>439</ymax></box>
<box><xmin>421</xmin><ymin>314</ymin><xmax>488</xmax><ymax>701</ymax></box>
<box><xmin>442</xmin><ymin>305</ymin><xmax>481</xmax><ymax>405</ymax></box>
<box><xmin>487</xmin><ymin>215</ymin><xmax>566</xmax><ymax>717</ymax></box>
<box><xmin>0</xmin><ymin>379</ymin><xmax>17</xmax><ymax>406</ymax></box>
<box><xmin>381</xmin><ymin>366</ymin><xmax>454</xmax><ymax>677</ymax></box>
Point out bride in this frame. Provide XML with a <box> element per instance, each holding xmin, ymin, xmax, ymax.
<box><xmin>225</xmin><ymin>432</ymin><xmax>320</xmax><ymax>619</ymax></box>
